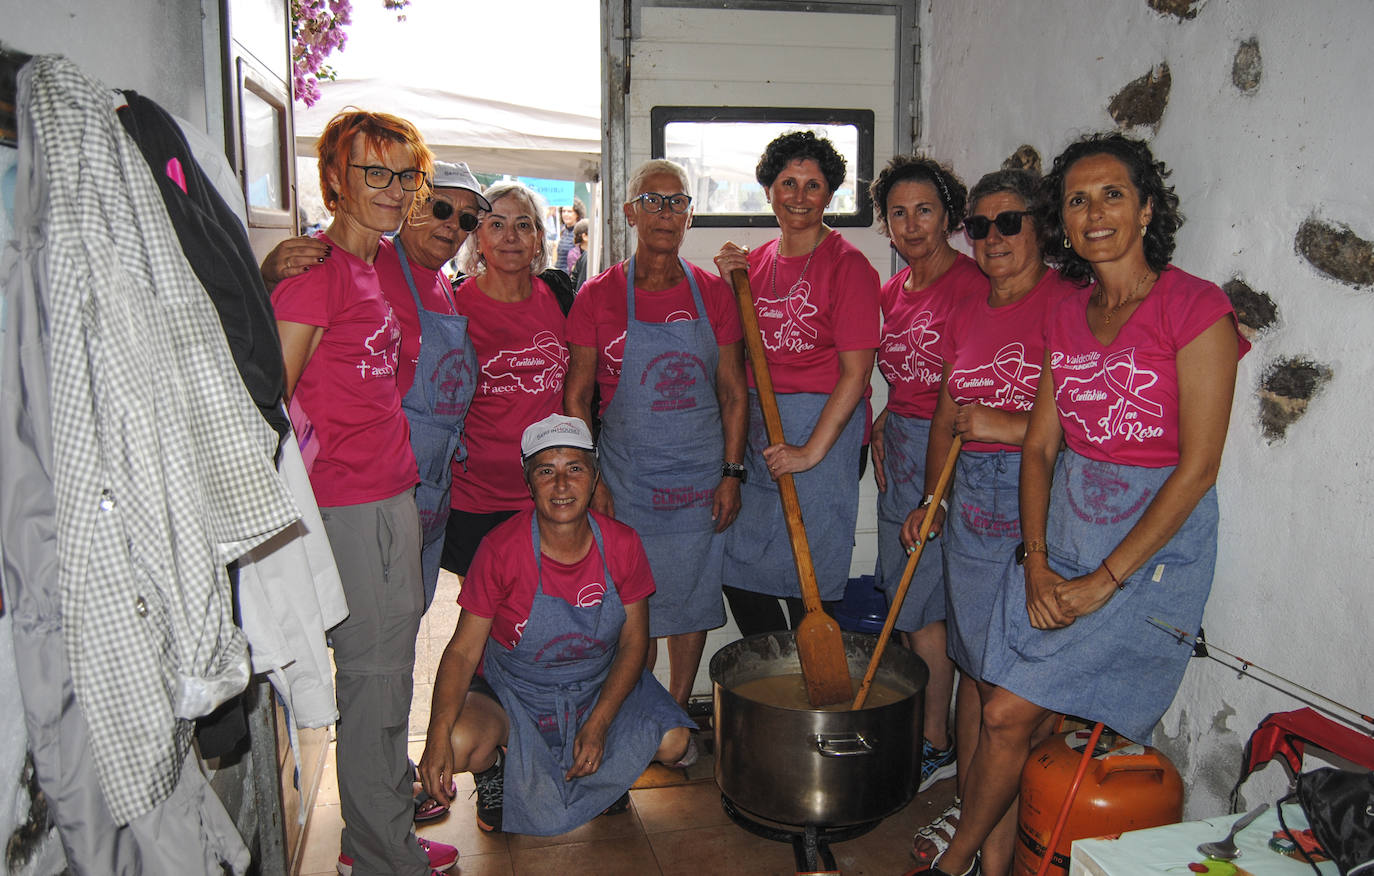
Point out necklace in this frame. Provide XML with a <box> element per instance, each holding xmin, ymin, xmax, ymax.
<box><xmin>770</xmin><ymin>230</ymin><xmax>824</xmax><ymax>300</ymax></box>
<box><xmin>1098</xmin><ymin>270</ymin><xmax>1155</xmax><ymax>327</ymax></box>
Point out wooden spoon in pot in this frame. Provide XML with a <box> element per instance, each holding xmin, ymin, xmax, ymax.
<box><xmin>730</xmin><ymin>268</ymin><xmax>852</xmax><ymax>708</ymax></box>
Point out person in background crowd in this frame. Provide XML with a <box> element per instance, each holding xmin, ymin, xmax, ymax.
<box><xmin>565</xmin><ymin>159</ymin><xmax>747</xmax><ymax>746</ymax></box>
<box><xmin>566</xmin><ymin>217</ymin><xmax>589</xmax><ymax>274</ymax></box>
<box><xmin>440</xmin><ymin>182</ymin><xmax>570</xmax><ymax>579</ymax></box>
<box><xmin>269</xmin><ymin>109</ymin><xmax>457</xmax><ymax>876</ymax></box>
<box><xmin>868</xmin><ymin>155</ymin><xmax>982</xmax><ymax>809</ymax></box>
<box><xmin>418</xmin><ymin>415</ymin><xmax>692</xmax><ymax>836</ymax></box>
<box><xmin>712</xmin><ymin>130</ymin><xmax>880</xmax><ymax>635</ymax></box>
<box><xmin>902</xmin><ymin>167</ymin><xmax>1073</xmax><ymax>875</ymax></box>
<box><xmin>555</xmin><ymin>196</ymin><xmax>586</xmax><ymax>271</ymax></box>
<box><xmin>571</xmin><ymin>216</ymin><xmax>592</xmax><ymax>291</ymax></box>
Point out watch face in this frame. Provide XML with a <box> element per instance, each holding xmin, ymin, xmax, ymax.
<box><xmin>1015</xmin><ymin>542</ymin><xmax>1026</xmax><ymax>565</ymax></box>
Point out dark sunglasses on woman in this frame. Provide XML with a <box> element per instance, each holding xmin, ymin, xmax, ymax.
<box><xmin>429</xmin><ymin>198</ymin><xmax>481</xmax><ymax>232</ymax></box>
<box><xmin>964</xmin><ymin>210</ymin><xmax>1029</xmax><ymax>240</ymax></box>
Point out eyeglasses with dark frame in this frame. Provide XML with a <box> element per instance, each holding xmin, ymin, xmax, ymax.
<box><xmin>350</xmin><ymin>164</ymin><xmax>428</xmax><ymax>192</ymax></box>
<box><xmin>428</xmin><ymin>197</ymin><xmax>482</xmax><ymax>232</ymax></box>
<box><xmin>963</xmin><ymin>210</ymin><xmax>1030</xmax><ymax>240</ymax></box>
<box><xmin>633</xmin><ymin>192</ymin><xmax>693</xmax><ymax>214</ymax></box>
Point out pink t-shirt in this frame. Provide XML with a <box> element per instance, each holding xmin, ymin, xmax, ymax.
<box><xmin>271</xmin><ymin>237</ymin><xmax>417</xmax><ymax>506</ymax></box>
<box><xmin>567</xmin><ymin>260</ymin><xmax>744</xmax><ymax>415</ymax></box>
<box><xmin>458</xmin><ymin>510</ymin><xmax>655</xmax><ymax>650</ymax></box>
<box><xmin>449</xmin><ymin>275</ymin><xmax>569</xmax><ymax>513</ymax></box>
<box><xmin>941</xmin><ymin>268</ymin><xmax>1076</xmax><ymax>453</ymax></box>
<box><xmin>877</xmin><ymin>253</ymin><xmax>988</xmax><ymax>419</ymax></box>
<box><xmin>744</xmin><ymin>232</ymin><xmax>880</xmax><ymax>394</ymax></box>
<box><xmin>1048</xmin><ymin>266</ymin><xmax>1250</xmax><ymax>467</ymax></box>
<box><xmin>373</xmin><ymin>236</ymin><xmax>457</xmax><ymax>396</ymax></box>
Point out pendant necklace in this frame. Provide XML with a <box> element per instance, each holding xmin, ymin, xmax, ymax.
<box><xmin>770</xmin><ymin>229</ymin><xmax>825</xmax><ymax>300</ymax></box>
<box><xmin>1098</xmin><ymin>269</ymin><xmax>1155</xmax><ymax>327</ymax></box>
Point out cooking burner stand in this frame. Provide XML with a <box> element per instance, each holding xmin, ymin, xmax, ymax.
<box><xmin>721</xmin><ymin>794</ymin><xmax>882</xmax><ymax>874</ymax></box>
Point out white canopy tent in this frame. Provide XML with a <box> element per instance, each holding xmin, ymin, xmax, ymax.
<box><xmin>293</xmin><ymin>77</ymin><xmax>601</xmax><ymax>181</ymax></box>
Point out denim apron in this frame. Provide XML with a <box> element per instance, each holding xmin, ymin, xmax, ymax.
<box><xmin>598</xmin><ymin>257</ymin><xmax>726</xmax><ymax>637</ymax></box>
<box><xmin>875</xmin><ymin>412</ymin><xmax>946</xmax><ymax>632</ymax></box>
<box><xmin>983</xmin><ymin>449</ymin><xmax>1218</xmax><ymax>743</ymax></box>
<box><xmin>723</xmin><ymin>391</ymin><xmax>864</xmax><ymax>601</ymax></box>
<box><xmin>943</xmin><ymin>450</ymin><xmax>1023</xmax><ymax>680</ymax></box>
<box><xmin>395</xmin><ymin>239</ymin><xmax>477</xmax><ymax>607</ymax></box>
<box><xmin>482</xmin><ymin>514</ymin><xmax>692</xmax><ymax>836</ymax></box>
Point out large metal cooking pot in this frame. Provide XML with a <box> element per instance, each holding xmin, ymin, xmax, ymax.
<box><xmin>710</xmin><ymin>631</ymin><xmax>928</xmax><ymax>827</ymax></box>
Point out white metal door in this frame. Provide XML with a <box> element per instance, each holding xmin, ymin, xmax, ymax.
<box><xmin>602</xmin><ymin>0</ymin><xmax>920</xmax><ymax>693</ymax></box>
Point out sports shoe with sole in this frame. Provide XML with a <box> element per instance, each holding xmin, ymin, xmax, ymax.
<box><xmin>918</xmin><ymin>738</ymin><xmax>957</xmax><ymax>792</ymax></box>
<box><xmin>473</xmin><ymin>748</ymin><xmax>504</xmax><ymax>833</ymax></box>
<box><xmin>336</xmin><ymin>835</ymin><xmax>458</xmax><ymax>875</ymax></box>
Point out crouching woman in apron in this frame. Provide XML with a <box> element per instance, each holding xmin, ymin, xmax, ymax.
<box><xmin>417</xmin><ymin>414</ymin><xmax>693</xmax><ymax>836</ymax></box>
<box><xmin>566</xmin><ymin>158</ymin><xmax>748</xmax><ymax>718</ymax></box>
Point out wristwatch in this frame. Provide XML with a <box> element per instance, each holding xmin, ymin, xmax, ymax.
<box><xmin>722</xmin><ymin>462</ymin><xmax>748</xmax><ymax>484</ymax></box>
<box><xmin>1015</xmin><ymin>539</ymin><xmax>1048</xmax><ymax>565</ymax></box>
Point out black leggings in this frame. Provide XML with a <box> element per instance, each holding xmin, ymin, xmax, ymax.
<box><xmin>723</xmin><ymin>586</ymin><xmax>842</xmax><ymax>638</ymax></box>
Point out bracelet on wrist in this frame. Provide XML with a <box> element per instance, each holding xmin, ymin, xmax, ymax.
<box><xmin>1015</xmin><ymin>540</ymin><xmax>1047</xmax><ymax>565</ymax></box>
<box><xmin>1102</xmin><ymin>559</ymin><xmax>1124</xmax><ymax>589</ymax></box>
<box><xmin>920</xmin><ymin>494</ymin><xmax>949</xmax><ymax>515</ymax></box>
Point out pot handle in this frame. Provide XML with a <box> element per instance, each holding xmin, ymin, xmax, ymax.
<box><xmin>815</xmin><ymin>733</ymin><xmax>874</xmax><ymax>757</ymax></box>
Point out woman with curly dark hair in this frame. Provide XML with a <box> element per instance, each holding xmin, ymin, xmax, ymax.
<box><xmin>868</xmin><ymin>155</ymin><xmax>982</xmax><ymax>796</ymax></box>
<box><xmin>911</xmin><ymin>134</ymin><xmax>1249</xmax><ymax>876</ymax></box>
<box><xmin>712</xmin><ymin>130</ymin><xmax>880</xmax><ymax>636</ymax></box>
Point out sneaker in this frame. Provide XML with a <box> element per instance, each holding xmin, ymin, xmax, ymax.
<box><xmin>918</xmin><ymin>738</ymin><xmax>958</xmax><ymax>792</ymax></box>
<box><xmin>417</xmin><ymin>836</ymin><xmax>457</xmax><ymax>871</ymax></box>
<box><xmin>601</xmin><ymin>791</ymin><xmax>631</xmax><ymax>816</ymax></box>
<box><xmin>472</xmin><ymin>748</ymin><xmax>504</xmax><ymax>833</ymax></box>
<box><xmin>336</xmin><ymin>837</ymin><xmax>457</xmax><ymax>876</ymax></box>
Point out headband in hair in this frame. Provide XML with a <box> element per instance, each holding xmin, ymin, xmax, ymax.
<box><xmin>931</xmin><ymin>168</ymin><xmax>952</xmax><ymax>212</ymax></box>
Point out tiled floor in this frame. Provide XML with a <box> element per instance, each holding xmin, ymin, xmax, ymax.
<box><xmin>296</xmin><ymin>571</ymin><xmax>955</xmax><ymax>875</ymax></box>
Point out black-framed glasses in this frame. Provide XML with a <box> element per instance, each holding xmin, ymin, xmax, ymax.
<box><xmin>429</xmin><ymin>197</ymin><xmax>482</xmax><ymax>232</ymax></box>
<box><xmin>964</xmin><ymin>210</ymin><xmax>1030</xmax><ymax>240</ymax></box>
<box><xmin>633</xmin><ymin>192</ymin><xmax>693</xmax><ymax>214</ymax></box>
<box><xmin>350</xmin><ymin>164</ymin><xmax>427</xmax><ymax>192</ymax></box>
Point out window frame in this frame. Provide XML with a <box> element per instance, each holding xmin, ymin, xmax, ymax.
<box><xmin>649</xmin><ymin>105</ymin><xmax>875</xmax><ymax>229</ymax></box>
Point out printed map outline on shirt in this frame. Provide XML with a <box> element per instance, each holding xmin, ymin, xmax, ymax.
<box><xmin>481</xmin><ymin>330</ymin><xmax>569</xmax><ymax>394</ymax></box>
<box><xmin>1056</xmin><ymin>347</ymin><xmax>1165</xmax><ymax>444</ymax></box>
<box><xmin>356</xmin><ymin>311</ymin><xmax>400</xmax><ymax>379</ymax></box>
<box><xmin>756</xmin><ymin>280</ymin><xmax>819</xmax><ymax>353</ymax></box>
<box><xmin>948</xmin><ymin>341</ymin><xmax>1040</xmax><ymax>411</ymax></box>
<box><xmin>879</xmin><ymin>308</ymin><xmax>940</xmax><ymax>385</ymax></box>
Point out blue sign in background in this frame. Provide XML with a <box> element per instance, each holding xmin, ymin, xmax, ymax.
<box><xmin>517</xmin><ymin>177</ymin><xmax>575</xmax><ymax>206</ymax></box>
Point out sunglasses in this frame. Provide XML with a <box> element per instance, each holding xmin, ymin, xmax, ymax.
<box><xmin>633</xmin><ymin>192</ymin><xmax>693</xmax><ymax>214</ymax></box>
<box><xmin>964</xmin><ymin>210</ymin><xmax>1030</xmax><ymax>240</ymax></box>
<box><xmin>429</xmin><ymin>197</ymin><xmax>481</xmax><ymax>232</ymax></box>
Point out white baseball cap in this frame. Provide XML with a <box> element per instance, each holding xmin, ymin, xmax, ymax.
<box><xmin>520</xmin><ymin>414</ymin><xmax>595</xmax><ymax>460</ymax></box>
<box><xmin>431</xmin><ymin>160</ymin><xmax>492</xmax><ymax>211</ymax></box>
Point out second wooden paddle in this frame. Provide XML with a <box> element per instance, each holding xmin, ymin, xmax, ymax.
<box><xmin>851</xmin><ymin>435</ymin><xmax>962</xmax><ymax>709</ymax></box>
<box><xmin>729</xmin><ymin>267</ymin><xmax>852</xmax><ymax>708</ymax></box>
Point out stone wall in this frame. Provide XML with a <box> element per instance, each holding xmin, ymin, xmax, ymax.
<box><xmin>922</xmin><ymin>0</ymin><xmax>1374</xmax><ymax>816</ymax></box>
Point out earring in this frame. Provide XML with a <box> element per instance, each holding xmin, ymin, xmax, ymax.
<box><xmin>1063</xmin><ymin>237</ymin><xmax>1072</xmax><ymax>249</ymax></box>
<box><xmin>1140</xmin><ymin>225</ymin><xmax>1147</xmax><ymax>237</ymax></box>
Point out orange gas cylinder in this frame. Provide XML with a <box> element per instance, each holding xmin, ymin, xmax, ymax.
<box><xmin>1013</xmin><ymin>728</ymin><xmax>1183</xmax><ymax>876</ymax></box>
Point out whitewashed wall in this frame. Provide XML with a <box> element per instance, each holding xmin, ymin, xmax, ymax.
<box><xmin>922</xmin><ymin>0</ymin><xmax>1374</xmax><ymax>817</ymax></box>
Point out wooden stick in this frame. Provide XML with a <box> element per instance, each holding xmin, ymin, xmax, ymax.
<box><xmin>729</xmin><ymin>268</ymin><xmax>852</xmax><ymax>707</ymax></box>
<box><xmin>851</xmin><ymin>436</ymin><xmax>962</xmax><ymax>709</ymax></box>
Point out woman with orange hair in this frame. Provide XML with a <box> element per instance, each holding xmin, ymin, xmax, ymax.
<box><xmin>271</xmin><ymin>111</ymin><xmax>455</xmax><ymax>875</ymax></box>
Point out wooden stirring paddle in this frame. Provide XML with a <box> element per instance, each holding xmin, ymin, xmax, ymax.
<box><xmin>729</xmin><ymin>268</ymin><xmax>852</xmax><ymax>708</ymax></box>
